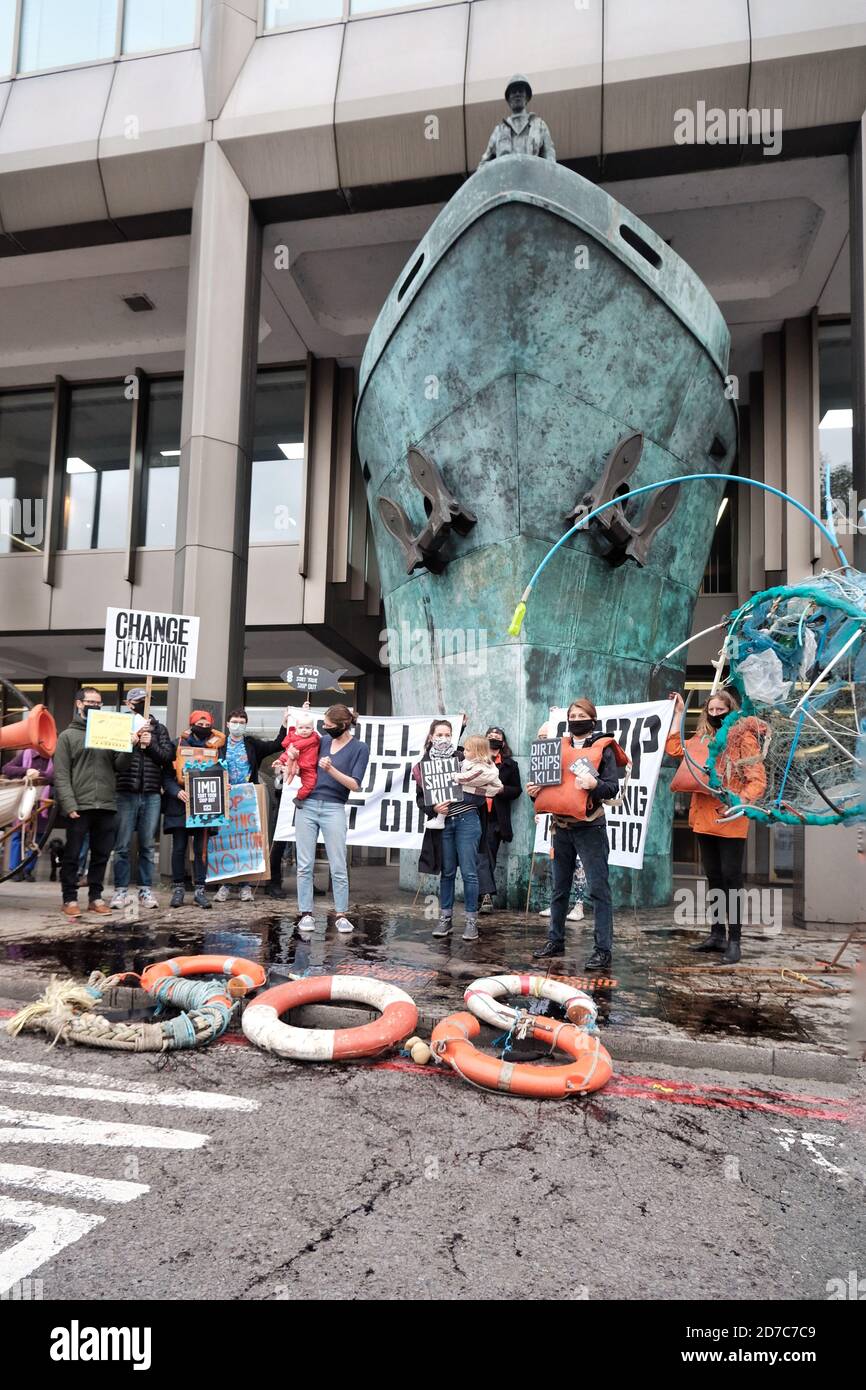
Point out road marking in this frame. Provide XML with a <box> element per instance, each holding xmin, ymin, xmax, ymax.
<box><xmin>0</xmin><ymin>1163</ymin><xmax>149</xmax><ymax>1203</ymax></box>
<box><xmin>773</xmin><ymin>1127</ymin><xmax>847</xmax><ymax>1175</ymax></box>
<box><xmin>0</xmin><ymin>1196</ymin><xmax>104</xmax><ymax>1298</ymax></box>
<box><xmin>0</xmin><ymin>1059</ymin><xmax>258</xmax><ymax>1111</ymax></box>
<box><xmin>0</xmin><ymin>1106</ymin><xmax>207</xmax><ymax>1149</ymax></box>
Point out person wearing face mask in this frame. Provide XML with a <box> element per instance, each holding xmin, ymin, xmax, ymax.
<box><xmin>53</xmin><ymin>687</ymin><xmax>136</xmax><ymax>920</ymax></box>
<box><xmin>526</xmin><ymin>698</ymin><xmax>628</xmax><ymax>969</ymax></box>
<box><xmin>478</xmin><ymin>725</ymin><xmax>522</xmax><ymax>913</ymax></box>
<box><xmin>212</xmin><ymin>707</ymin><xmax>288</xmax><ymax>905</ymax></box>
<box><xmin>110</xmin><ymin>687</ymin><xmax>174</xmax><ymax>910</ymax></box>
<box><xmin>162</xmin><ymin>710</ymin><xmax>227</xmax><ymax>910</ymax></box>
<box><xmin>294</xmin><ymin>703</ymin><xmax>369</xmax><ymax>936</ymax></box>
<box><xmin>667</xmin><ymin>689</ymin><xmax>767</xmax><ymax>964</ymax></box>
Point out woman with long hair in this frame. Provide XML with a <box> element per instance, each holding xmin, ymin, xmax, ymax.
<box><xmin>412</xmin><ymin>716</ymin><xmax>496</xmax><ymax>941</ymax></box>
<box><xmin>294</xmin><ymin>703</ymin><xmax>369</xmax><ymax>936</ymax></box>
<box><xmin>478</xmin><ymin>724</ymin><xmax>522</xmax><ymax>913</ymax></box>
<box><xmin>667</xmin><ymin>688</ymin><xmax>767</xmax><ymax>963</ymax></box>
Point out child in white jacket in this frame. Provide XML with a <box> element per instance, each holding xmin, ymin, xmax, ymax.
<box><xmin>454</xmin><ymin>735</ymin><xmax>503</xmax><ymax>797</ymax></box>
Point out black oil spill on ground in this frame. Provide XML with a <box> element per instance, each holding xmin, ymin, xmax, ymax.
<box><xmin>656</xmin><ymin>985</ymin><xmax>811</xmax><ymax>1042</ymax></box>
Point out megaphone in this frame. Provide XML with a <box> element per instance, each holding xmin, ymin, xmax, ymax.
<box><xmin>0</xmin><ymin>704</ymin><xmax>57</xmax><ymax>759</ymax></box>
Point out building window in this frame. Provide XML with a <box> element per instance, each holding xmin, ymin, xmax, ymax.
<box><xmin>250</xmin><ymin>368</ymin><xmax>305</xmax><ymax>545</ymax></box>
<box><xmin>140</xmin><ymin>378</ymin><xmax>182</xmax><ymax>548</ymax></box>
<box><xmin>0</xmin><ymin>0</ymin><xmax>15</xmax><ymax>77</ymax></box>
<box><xmin>18</xmin><ymin>0</ymin><xmax>118</xmax><ymax>74</ymax></box>
<box><xmin>818</xmin><ymin>321</ymin><xmax>856</xmax><ymax>538</ymax></box>
<box><xmin>264</xmin><ymin>0</ymin><xmax>342</xmax><ymax>26</ymax></box>
<box><xmin>122</xmin><ymin>0</ymin><xmax>197</xmax><ymax>55</ymax></box>
<box><xmin>350</xmin><ymin>0</ymin><xmax>436</xmax><ymax>12</ymax></box>
<box><xmin>701</xmin><ymin>481</ymin><xmax>736</xmax><ymax>594</ymax></box>
<box><xmin>61</xmin><ymin>384</ymin><xmax>132</xmax><ymax>551</ymax></box>
<box><xmin>0</xmin><ymin>389</ymin><xmax>54</xmax><ymax>555</ymax></box>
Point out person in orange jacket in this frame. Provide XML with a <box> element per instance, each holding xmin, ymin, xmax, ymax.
<box><xmin>667</xmin><ymin>689</ymin><xmax>767</xmax><ymax>963</ymax></box>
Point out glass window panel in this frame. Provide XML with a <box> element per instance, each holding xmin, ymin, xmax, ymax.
<box><xmin>0</xmin><ymin>389</ymin><xmax>54</xmax><ymax>554</ymax></box>
<box><xmin>122</xmin><ymin>0</ymin><xmax>197</xmax><ymax>54</ymax></box>
<box><xmin>251</xmin><ymin>369</ymin><xmax>306</xmax><ymax>544</ymax></box>
<box><xmin>818</xmin><ymin>322</ymin><xmax>856</xmax><ymax>537</ymax></box>
<box><xmin>351</xmin><ymin>0</ymin><xmax>435</xmax><ymax>12</ymax></box>
<box><xmin>140</xmin><ymin>378</ymin><xmax>182</xmax><ymax>547</ymax></box>
<box><xmin>18</xmin><ymin>0</ymin><xmax>118</xmax><ymax>73</ymax></box>
<box><xmin>0</xmin><ymin>0</ymin><xmax>15</xmax><ymax>77</ymax></box>
<box><xmin>264</xmin><ymin>0</ymin><xmax>342</xmax><ymax>28</ymax></box>
<box><xmin>61</xmin><ymin>384</ymin><xmax>132</xmax><ymax>551</ymax></box>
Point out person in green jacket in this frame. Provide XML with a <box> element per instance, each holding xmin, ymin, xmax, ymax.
<box><xmin>53</xmin><ymin>687</ymin><xmax>136</xmax><ymax>920</ymax></box>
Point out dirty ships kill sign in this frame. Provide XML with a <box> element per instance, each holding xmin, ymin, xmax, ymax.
<box><xmin>103</xmin><ymin>608</ymin><xmax>200</xmax><ymax>679</ymax></box>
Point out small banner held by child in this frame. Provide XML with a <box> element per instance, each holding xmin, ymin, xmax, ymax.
<box><xmin>420</xmin><ymin>758</ymin><xmax>463</xmax><ymax>807</ymax></box>
<box><xmin>533</xmin><ymin>699</ymin><xmax>675</xmax><ymax>869</ymax></box>
<box><xmin>84</xmin><ymin>709</ymin><xmax>133</xmax><ymax>752</ymax></box>
<box><xmin>207</xmin><ymin>783</ymin><xmax>270</xmax><ymax>883</ymax></box>
<box><xmin>184</xmin><ymin>764</ymin><xmax>229</xmax><ymax>828</ymax></box>
<box><xmin>529</xmin><ymin>738</ymin><xmax>562</xmax><ymax>785</ymax></box>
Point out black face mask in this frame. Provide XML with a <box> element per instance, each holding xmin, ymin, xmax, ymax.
<box><xmin>193</xmin><ymin>725</ymin><xmax>211</xmax><ymax>738</ymax></box>
<box><xmin>568</xmin><ymin>719</ymin><xmax>594</xmax><ymax>736</ymax></box>
<box><xmin>488</xmin><ymin>738</ymin><xmax>503</xmax><ymax>751</ymax></box>
<box><xmin>707</xmin><ymin>713</ymin><xmax>725</xmax><ymax>731</ymax></box>
<box><xmin>130</xmin><ymin>702</ymin><xmax>145</xmax><ymax>716</ymax></box>
<box><xmin>325</xmin><ymin>721</ymin><xmax>347</xmax><ymax>735</ymax></box>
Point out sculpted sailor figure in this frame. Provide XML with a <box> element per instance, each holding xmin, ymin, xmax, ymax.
<box><xmin>478</xmin><ymin>74</ymin><xmax>556</xmax><ymax>169</ymax></box>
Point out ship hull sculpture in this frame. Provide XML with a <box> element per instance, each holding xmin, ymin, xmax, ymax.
<box><xmin>355</xmin><ymin>114</ymin><xmax>737</xmax><ymax>908</ymax></box>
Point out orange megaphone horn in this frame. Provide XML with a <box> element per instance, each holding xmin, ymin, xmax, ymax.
<box><xmin>0</xmin><ymin>704</ymin><xmax>57</xmax><ymax>759</ymax></box>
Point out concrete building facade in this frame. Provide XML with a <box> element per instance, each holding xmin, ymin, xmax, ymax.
<box><xmin>1</xmin><ymin>0</ymin><xmax>865</xmax><ymax>919</ymax></box>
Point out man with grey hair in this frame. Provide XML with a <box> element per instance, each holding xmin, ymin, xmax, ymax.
<box><xmin>478</xmin><ymin>75</ymin><xmax>556</xmax><ymax>168</ymax></box>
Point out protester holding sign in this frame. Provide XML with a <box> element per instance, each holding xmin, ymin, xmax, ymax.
<box><xmin>666</xmin><ymin>689</ymin><xmax>767</xmax><ymax>964</ymax></box>
<box><xmin>213</xmin><ymin>707</ymin><xmax>287</xmax><ymax>905</ymax></box>
<box><xmin>295</xmin><ymin>704</ymin><xmax>370</xmax><ymax>935</ymax></box>
<box><xmin>478</xmin><ymin>725</ymin><xmax>522</xmax><ymax>913</ymax></box>
<box><xmin>164</xmin><ymin>710</ymin><xmax>226</xmax><ymax>910</ymax></box>
<box><xmin>412</xmin><ymin>718</ymin><xmax>491</xmax><ymax>942</ymax></box>
<box><xmin>110</xmin><ymin>687</ymin><xmax>173</xmax><ymax>911</ymax></box>
<box><xmin>53</xmin><ymin>688</ymin><xmax>137</xmax><ymax>920</ymax></box>
<box><xmin>527</xmin><ymin>697</ymin><xmax>628</xmax><ymax>969</ymax></box>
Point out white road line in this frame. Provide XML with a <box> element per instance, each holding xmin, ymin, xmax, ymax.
<box><xmin>0</xmin><ymin>1196</ymin><xmax>104</xmax><ymax>1297</ymax></box>
<box><xmin>0</xmin><ymin>1059</ymin><xmax>258</xmax><ymax>1112</ymax></box>
<box><xmin>0</xmin><ymin>1106</ymin><xmax>207</xmax><ymax>1149</ymax></box>
<box><xmin>0</xmin><ymin>1163</ymin><xmax>149</xmax><ymax>1203</ymax></box>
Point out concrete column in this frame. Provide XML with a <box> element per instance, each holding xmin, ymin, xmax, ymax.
<box><xmin>794</xmin><ymin>825</ymin><xmax>866</xmax><ymax>927</ymax></box>
<box><xmin>169</xmin><ymin>142</ymin><xmax>262</xmax><ymax>737</ymax></box>
<box><xmin>851</xmin><ymin>112</ymin><xmax>866</xmax><ymax>574</ymax></box>
<box><xmin>761</xmin><ymin>332</ymin><xmax>784</xmax><ymax>581</ymax></box>
<box><xmin>782</xmin><ymin>316</ymin><xmax>819</xmax><ymax>581</ymax></box>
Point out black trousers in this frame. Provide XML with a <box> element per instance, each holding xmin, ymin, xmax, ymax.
<box><xmin>61</xmin><ymin>809</ymin><xmax>117</xmax><ymax>903</ymax></box>
<box><xmin>171</xmin><ymin>829</ymin><xmax>210</xmax><ymax>886</ymax></box>
<box><xmin>476</xmin><ymin>822</ymin><xmax>501</xmax><ymax>898</ymax></box>
<box><xmin>696</xmin><ymin>834</ymin><xmax>746</xmax><ymax>932</ymax></box>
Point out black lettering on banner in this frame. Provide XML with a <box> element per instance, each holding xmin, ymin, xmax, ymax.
<box><xmin>380</xmin><ymin>799</ymin><xmax>402</xmax><ymax>833</ymax></box>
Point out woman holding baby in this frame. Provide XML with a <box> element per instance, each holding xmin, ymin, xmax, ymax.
<box><xmin>412</xmin><ymin>720</ymin><xmax>501</xmax><ymax>942</ymax></box>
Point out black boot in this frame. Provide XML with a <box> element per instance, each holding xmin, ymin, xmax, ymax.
<box><xmin>691</xmin><ymin>925</ymin><xmax>726</xmax><ymax>952</ymax></box>
<box><xmin>532</xmin><ymin>941</ymin><xmax>563</xmax><ymax>960</ymax></box>
<box><xmin>585</xmin><ymin>947</ymin><xmax>612</xmax><ymax>972</ymax></box>
<box><xmin>722</xmin><ymin>927</ymin><xmax>741</xmax><ymax>964</ymax></box>
<box><xmin>264</xmin><ymin>882</ymin><xmax>286</xmax><ymax>899</ymax></box>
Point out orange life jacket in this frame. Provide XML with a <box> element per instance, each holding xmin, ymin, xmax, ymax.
<box><xmin>534</xmin><ymin>736</ymin><xmax>629</xmax><ymax>822</ymax></box>
<box><xmin>174</xmin><ymin>730</ymin><xmax>226</xmax><ymax>783</ymax></box>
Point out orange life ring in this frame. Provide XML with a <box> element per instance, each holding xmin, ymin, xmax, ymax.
<box><xmin>242</xmin><ymin>975</ymin><xmax>418</xmax><ymax>1061</ymax></box>
<box><xmin>431</xmin><ymin>1011</ymin><xmax>612</xmax><ymax>1098</ymax></box>
<box><xmin>141</xmin><ymin>955</ymin><xmax>266</xmax><ymax>994</ymax></box>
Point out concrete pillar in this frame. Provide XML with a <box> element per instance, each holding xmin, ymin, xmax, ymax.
<box><xmin>43</xmin><ymin>677</ymin><xmax>78</xmax><ymax>727</ymax></box>
<box><xmin>169</xmin><ymin>143</ymin><xmax>262</xmax><ymax>737</ymax></box>
<box><xmin>782</xmin><ymin>316</ymin><xmax>819</xmax><ymax>581</ymax></box>
<box><xmin>851</xmin><ymin>112</ymin><xmax>866</xmax><ymax>574</ymax></box>
<box><xmin>762</xmin><ymin>332</ymin><xmax>784</xmax><ymax>582</ymax></box>
<box><xmin>794</xmin><ymin>825</ymin><xmax>866</xmax><ymax>927</ymax></box>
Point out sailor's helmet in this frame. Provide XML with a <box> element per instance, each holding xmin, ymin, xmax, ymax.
<box><xmin>504</xmin><ymin>74</ymin><xmax>533</xmax><ymax>103</ymax></box>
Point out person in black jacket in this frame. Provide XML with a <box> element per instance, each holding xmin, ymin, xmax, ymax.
<box><xmin>478</xmin><ymin>724</ymin><xmax>522</xmax><ymax>913</ymax></box>
<box><xmin>163</xmin><ymin>712</ymin><xmax>226</xmax><ymax>910</ymax></box>
<box><xmin>110</xmin><ymin>687</ymin><xmax>174</xmax><ymax>910</ymax></box>
<box><xmin>213</xmin><ymin>707</ymin><xmax>287</xmax><ymax>903</ymax></box>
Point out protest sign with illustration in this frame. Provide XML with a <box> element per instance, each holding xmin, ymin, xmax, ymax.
<box><xmin>184</xmin><ymin>763</ymin><xmax>230</xmax><ymax>828</ymax></box>
<box><xmin>207</xmin><ymin>783</ymin><xmax>270</xmax><ymax>883</ymax></box>
<box><xmin>84</xmin><ymin>709</ymin><xmax>133</xmax><ymax>753</ymax></box>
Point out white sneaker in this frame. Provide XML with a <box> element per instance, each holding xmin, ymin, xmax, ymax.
<box><xmin>138</xmin><ymin>888</ymin><xmax>159</xmax><ymax>909</ymax></box>
<box><xmin>335</xmin><ymin>916</ymin><xmax>354</xmax><ymax>934</ymax></box>
<box><xmin>110</xmin><ymin>890</ymin><xmax>129</xmax><ymax>909</ymax></box>
<box><xmin>239</xmin><ymin>885</ymin><xmax>254</xmax><ymax>903</ymax></box>
<box><xmin>214</xmin><ymin>884</ymin><xmax>230</xmax><ymax>903</ymax></box>
<box><xmin>539</xmin><ymin>907</ymin><xmax>551</xmax><ymax>917</ymax></box>
<box><xmin>568</xmin><ymin>902</ymin><xmax>585</xmax><ymax>922</ymax></box>
<box><xmin>296</xmin><ymin>914</ymin><xmax>315</xmax><ymax>934</ymax></box>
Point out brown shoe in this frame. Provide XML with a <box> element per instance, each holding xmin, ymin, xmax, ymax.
<box><xmin>87</xmin><ymin>899</ymin><xmax>112</xmax><ymax>914</ymax></box>
<box><xmin>61</xmin><ymin>901</ymin><xmax>81</xmax><ymax>919</ymax></box>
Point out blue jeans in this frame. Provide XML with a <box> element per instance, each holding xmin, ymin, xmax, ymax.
<box><xmin>440</xmin><ymin>810</ymin><xmax>481</xmax><ymax>915</ymax></box>
<box><xmin>295</xmin><ymin>798</ymin><xmax>349</xmax><ymax>914</ymax></box>
<box><xmin>549</xmin><ymin>820</ymin><xmax>612</xmax><ymax>952</ymax></box>
<box><xmin>113</xmin><ymin>792</ymin><xmax>161</xmax><ymax>889</ymax></box>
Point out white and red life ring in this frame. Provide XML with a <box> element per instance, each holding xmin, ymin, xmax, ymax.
<box><xmin>242</xmin><ymin>974</ymin><xmax>418</xmax><ymax>1061</ymax></box>
<box><xmin>463</xmin><ymin>973</ymin><xmax>597</xmax><ymax>1030</ymax></box>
